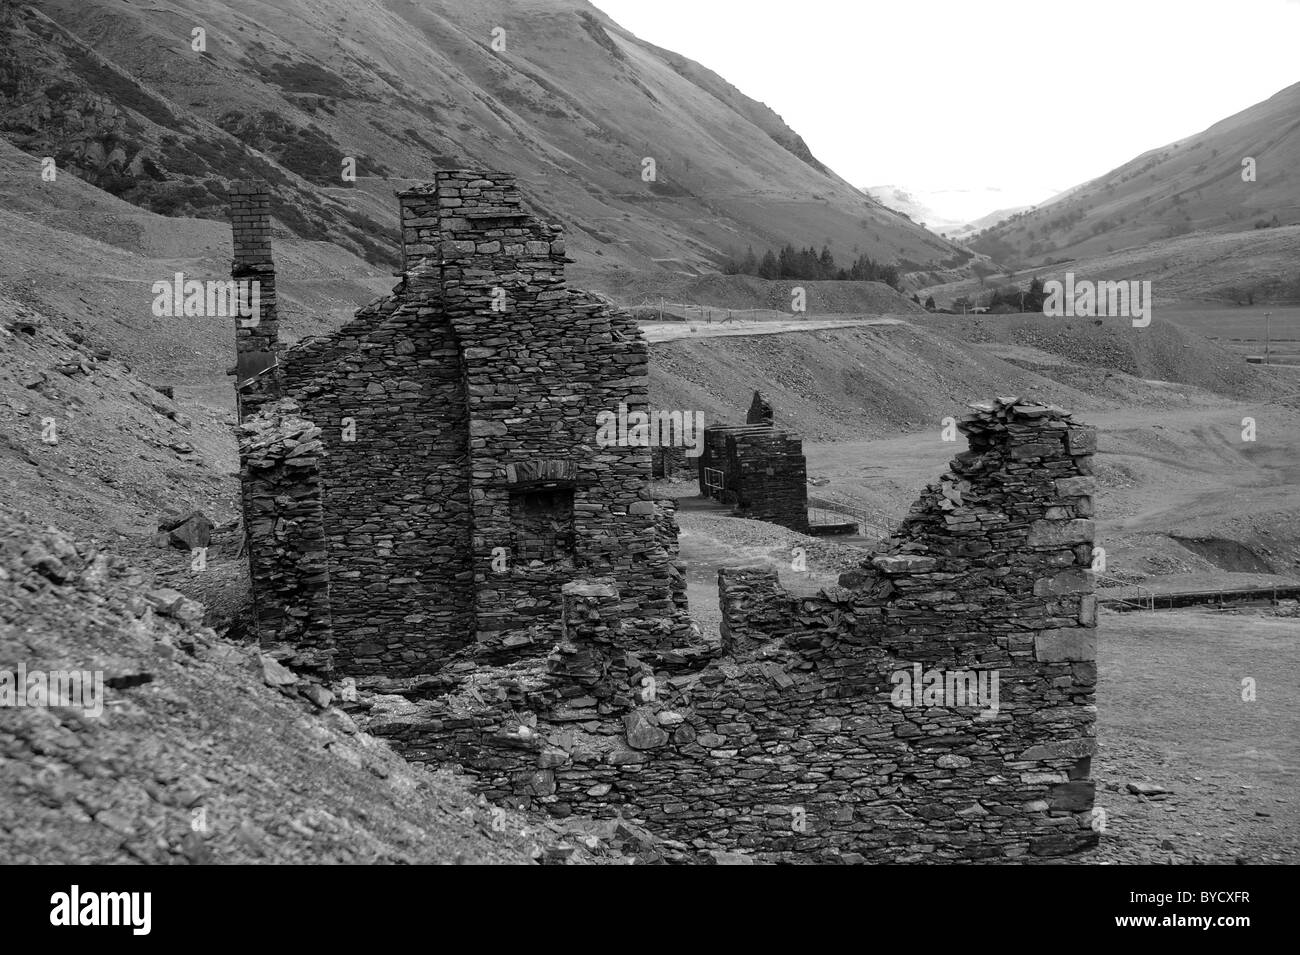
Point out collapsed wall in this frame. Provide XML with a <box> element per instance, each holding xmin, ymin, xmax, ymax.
<box><xmin>237</xmin><ymin>400</ymin><xmax>333</xmax><ymax>654</ymax></box>
<box><xmin>367</xmin><ymin>398</ymin><xmax>1100</xmax><ymax>862</ymax></box>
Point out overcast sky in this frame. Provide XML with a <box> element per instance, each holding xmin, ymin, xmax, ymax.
<box><xmin>591</xmin><ymin>0</ymin><xmax>1300</xmax><ymax>221</ymax></box>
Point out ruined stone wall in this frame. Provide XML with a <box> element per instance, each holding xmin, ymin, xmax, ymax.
<box><xmin>368</xmin><ymin>399</ymin><xmax>1099</xmax><ymax>862</ymax></box>
<box><xmin>237</xmin><ymin>170</ymin><xmax>690</xmax><ymax>674</ymax></box>
<box><xmin>699</xmin><ymin>425</ymin><xmax>809</xmax><ymax>532</ymax></box>
<box><xmin>650</xmin><ymin>445</ymin><xmax>690</xmax><ymax>479</ymax></box>
<box><xmin>237</xmin><ymin>400</ymin><xmax>333</xmax><ymax>654</ymax></box>
<box><xmin>276</xmin><ymin>291</ymin><xmax>476</xmax><ymax>674</ymax></box>
<box><xmin>409</xmin><ymin>171</ymin><xmax>689</xmax><ymax>653</ymax></box>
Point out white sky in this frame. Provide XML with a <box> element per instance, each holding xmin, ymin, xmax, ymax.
<box><xmin>591</xmin><ymin>0</ymin><xmax>1300</xmax><ymax>221</ymax></box>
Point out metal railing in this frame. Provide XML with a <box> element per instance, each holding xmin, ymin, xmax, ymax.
<box><xmin>1093</xmin><ymin>572</ymin><xmax>1154</xmax><ymax>611</ymax></box>
<box><xmin>807</xmin><ymin>506</ymin><xmax>860</xmax><ymax>531</ymax></box>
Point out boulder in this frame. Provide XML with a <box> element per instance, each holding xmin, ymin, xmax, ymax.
<box><xmin>158</xmin><ymin>511</ymin><xmax>213</xmax><ymax>551</ymax></box>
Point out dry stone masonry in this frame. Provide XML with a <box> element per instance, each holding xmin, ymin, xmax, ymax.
<box><xmin>237</xmin><ymin>400</ymin><xmax>333</xmax><ymax>653</ymax></box>
<box><xmin>231</xmin><ymin>171</ymin><xmax>691</xmax><ymax>674</ymax></box>
<box><xmin>366</xmin><ymin>397</ymin><xmax>1100</xmax><ymax>862</ymax></box>
<box><xmin>229</xmin><ymin>181</ymin><xmax>282</xmax><ymax>422</ymax></box>
<box><xmin>699</xmin><ymin>392</ymin><xmax>809</xmax><ymax>532</ymax></box>
<box><xmin>229</xmin><ymin>176</ymin><xmax>1101</xmax><ymax>862</ymax></box>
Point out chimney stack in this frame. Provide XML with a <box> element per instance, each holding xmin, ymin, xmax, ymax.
<box><xmin>229</xmin><ymin>180</ymin><xmax>281</xmax><ymax>421</ymax></box>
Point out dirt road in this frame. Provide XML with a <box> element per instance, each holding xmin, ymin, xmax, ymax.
<box><xmin>640</xmin><ymin>316</ymin><xmax>908</xmax><ymax>343</ymax></box>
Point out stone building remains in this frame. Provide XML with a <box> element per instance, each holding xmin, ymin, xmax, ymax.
<box><xmin>698</xmin><ymin>391</ymin><xmax>809</xmax><ymax>533</ymax></box>
<box><xmin>367</xmin><ymin>397</ymin><xmax>1100</xmax><ymax>862</ymax></box>
<box><xmin>231</xmin><ymin>171</ymin><xmax>690</xmax><ymax>674</ymax></box>
<box><xmin>228</xmin><ymin>174</ymin><xmax>1098</xmax><ymax>862</ymax></box>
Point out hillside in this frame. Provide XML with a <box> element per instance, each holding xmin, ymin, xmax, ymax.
<box><xmin>648</xmin><ymin>312</ymin><xmax>1297</xmax><ymax>442</ymax></box>
<box><xmin>863</xmin><ymin>185</ymin><xmax>965</xmax><ymax>236</ymax></box>
<box><xmin>581</xmin><ymin>270</ymin><xmax>927</xmax><ymax>313</ymax></box>
<box><xmin>650</xmin><ymin>315</ymin><xmax>1300</xmax><ymax>598</ymax></box>
<box><xmin>0</xmin><ymin>0</ymin><xmax>967</xmax><ymax>278</ymax></box>
<box><xmin>920</xmin><ymin>225</ymin><xmax>1300</xmax><ymax>306</ymax></box>
<box><xmin>968</xmin><ymin>81</ymin><xmax>1300</xmax><ymax>276</ymax></box>
<box><xmin>0</xmin><ymin>510</ymin><xmax>644</xmax><ymax>863</ymax></box>
<box><xmin>951</xmin><ymin>203</ymin><xmax>1033</xmax><ymax>240</ymax></box>
<box><xmin>0</xmin><ymin>135</ymin><xmax>392</xmax><ymax>394</ymax></box>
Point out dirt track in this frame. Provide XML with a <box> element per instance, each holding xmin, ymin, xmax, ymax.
<box><xmin>640</xmin><ymin>316</ymin><xmax>907</xmax><ymax>342</ymax></box>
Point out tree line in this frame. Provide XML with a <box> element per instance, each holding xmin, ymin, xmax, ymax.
<box><xmin>722</xmin><ymin>244</ymin><xmax>902</xmax><ymax>291</ymax></box>
<box><xmin>945</xmin><ymin>277</ymin><xmax>1050</xmax><ymax>313</ymax></box>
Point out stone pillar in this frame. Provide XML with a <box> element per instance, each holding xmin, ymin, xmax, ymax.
<box><xmin>229</xmin><ymin>180</ymin><xmax>281</xmax><ymax>422</ymax></box>
<box><xmin>548</xmin><ymin>579</ymin><xmax>638</xmax><ymax>706</ymax></box>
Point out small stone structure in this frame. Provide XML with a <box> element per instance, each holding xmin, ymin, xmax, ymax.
<box><xmin>699</xmin><ymin>392</ymin><xmax>808</xmax><ymax>532</ymax></box>
<box><xmin>230</xmin><ymin>172</ymin><xmax>691</xmax><ymax>674</ymax></box>
<box><xmin>746</xmin><ymin>390</ymin><xmax>773</xmax><ymax>425</ymax></box>
<box><xmin>650</xmin><ymin>445</ymin><xmax>690</xmax><ymax>479</ymax></box>
<box><xmin>368</xmin><ymin>398</ymin><xmax>1100</xmax><ymax>862</ymax></box>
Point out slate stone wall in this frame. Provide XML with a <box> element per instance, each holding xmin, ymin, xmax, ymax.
<box><xmin>699</xmin><ymin>424</ymin><xmax>809</xmax><ymax>532</ymax></box>
<box><xmin>368</xmin><ymin>399</ymin><xmax>1100</xmax><ymax>862</ymax></box>
<box><xmin>233</xmin><ymin>172</ymin><xmax>691</xmax><ymax>674</ymax></box>
<box><xmin>237</xmin><ymin>400</ymin><xmax>333</xmax><ymax>654</ymax></box>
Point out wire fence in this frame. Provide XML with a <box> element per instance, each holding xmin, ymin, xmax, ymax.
<box><xmin>806</xmin><ymin>500</ymin><xmax>890</xmax><ymax>539</ymax></box>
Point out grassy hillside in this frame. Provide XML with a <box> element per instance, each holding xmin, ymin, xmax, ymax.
<box><xmin>922</xmin><ymin>225</ymin><xmax>1300</xmax><ymax>306</ymax></box>
<box><xmin>0</xmin><ymin>0</ymin><xmax>967</xmax><ymax>278</ymax></box>
<box><xmin>968</xmin><ymin>81</ymin><xmax>1300</xmax><ymax>279</ymax></box>
<box><xmin>0</xmin><ymin>136</ymin><xmax>391</xmax><ymax>394</ymax></box>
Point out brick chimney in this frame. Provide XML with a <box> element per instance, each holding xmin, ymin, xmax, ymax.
<box><xmin>229</xmin><ymin>180</ymin><xmax>281</xmax><ymax>421</ymax></box>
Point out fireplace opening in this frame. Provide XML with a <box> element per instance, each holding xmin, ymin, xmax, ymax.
<box><xmin>510</xmin><ymin>487</ymin><xmax>575</xmax><ymax>562</ymax></box>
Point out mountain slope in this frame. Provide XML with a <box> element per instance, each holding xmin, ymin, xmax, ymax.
<box><xmin>969</xmin><ymin>81</ymin><xmax>1300</xmax><ymax>269</ymax></box>
<box><xmin>0</xmin><ymin>0</ymin><xmax>967</xmax><ymax>277</ymax></box>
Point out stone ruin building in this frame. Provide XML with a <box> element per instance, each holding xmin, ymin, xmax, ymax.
<box><xmin>228</xmin><ymin>174</ymin><xmax>1099</xmax><ymax>862</ymax></box>
<box><xmin>368</xmin><ymin>397</ymin><xmax>1100</xmax><ymax>862</ymax></box>
<box><xmin>698</xmin><ymin>390</ymin><xmax>809</xmax><ymax>532</ymax></box>
<box><xmin>230</xmin><ymin>172</ymin><xmax>690</xmax><ymax>674</ymax></box>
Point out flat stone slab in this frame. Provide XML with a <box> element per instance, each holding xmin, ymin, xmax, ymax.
<box><xmin>1027</xmin><ymin>519</ymin><xmax>1095</xmax><ymax>547</ymax></box>
<box><xmin>871</xmin><ymin>554</ymin><xmax>938</xmax><ymax>574</ymax></box>
<box><xmin>1021</xmin><ymin>738</ymin><xmax>1098</xmax><ymax>761</ymax></box>
<box><xmin>1034</xmin><ymin>628</ymin><xmax>1096</xmax><ymax>662</ymax></box>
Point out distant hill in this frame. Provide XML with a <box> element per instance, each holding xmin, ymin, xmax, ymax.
<box><xmin>0</xmin><ymin>0</ymin><xmax>968</xmax><ymax>278</ymax></box>
<box><xmin>865</xmin><ymin>184</ymin><xmax>1037</xmax><ymax>240</ymax></box>
<box><xmin>969</xmin><ymin>81</ymin><xmax>1300</xmax><ymax>270</ymax></box>
<box><xmin>863</xmin><ymin>185</ymin><xmax>965</xmax><ymax>236</ymax></box>
<box><xmin>921</xmin><ymin>224</ymin><xmax>1300</xmax><ymax>306</ymax></box>
<box><xmin>948</xmin><ymin>204</ymin><xmax>1034</xmax><ymax>240</ymax></box>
